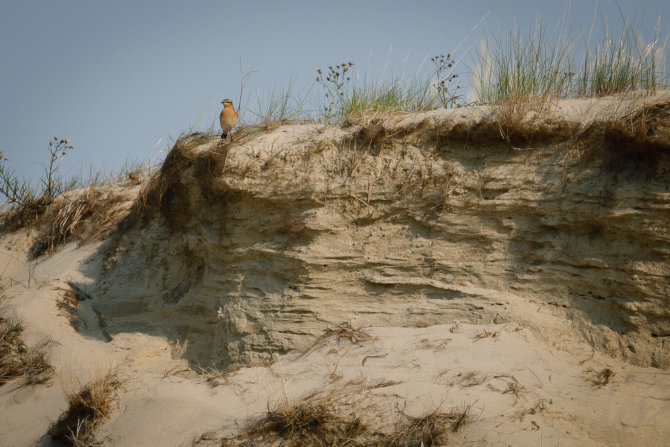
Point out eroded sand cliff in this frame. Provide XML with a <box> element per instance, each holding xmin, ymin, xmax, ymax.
<box><xmin>1</xmin><ymin>93</ymin><xmax>669</xmax><ymax>446</ymax></box>
<box><xmin>96</xmin><ymin>94</ymin><xmax>670</xmax><ymax>369</ymax></box>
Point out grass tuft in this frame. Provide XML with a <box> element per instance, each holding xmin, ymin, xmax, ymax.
<box><xmin>576</xmin><ymin>18</ymin><xmax>668</xmax><ymax>97</ymax></box>
<box><xmin>211</xmin><ymin>390</ymin><xmax>473</xmax><ymax>447</ymax></box>
<box><xmin>382</xmin><ymin>404</ymin><xmax>473</xmax><ymax>446</ymax></box>
<box><xmin>218</xmin><ymin>389</ymin><xmax>368</xmax><ymax>447</ymax></box>
<box><xmin>474</xmin><ymin>16</ymin><xmax>669</xmax><ymax>113</ymax></box>
<box><xmin>317</xmin><ymin>322</ymin><xmax>373</xmax><ymax>346</ymax></box>
<box><xmin>593</xmin><ymin>368</ymin><xmax>615</xmax><ymax>387</ymax></box>
<box><xmin>28</xmin><ymin>185</ymin><xmax>131</xmax><ymax>258</ymax></box>
<box><xmin>48</xmin><ymin>370</ymin><xmax>122</xmax><ymax>446</ymax></box>
<box><xmin>474</xmin><ymin>21</ymin><xmax>574</xmax><ymax>110</ymax></box>
<box><xmin>252</xmin><ymin>77</ymin><xmax>307</xmax><ymax>129</ymax></box>
<box><xmin>0</xmin><ymin>314</ymin><xmax>52</xmax><ymax>386</ymax></box>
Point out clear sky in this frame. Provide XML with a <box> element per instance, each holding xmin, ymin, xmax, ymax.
<box><xmin>1</xmin><ymin>0</ymin><xmax>668</xmax><ymax>185</ymax></box>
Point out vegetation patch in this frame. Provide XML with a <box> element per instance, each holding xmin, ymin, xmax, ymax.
<box><xmin>28</xmin><ymin>185</ymin><xmax>130</xmax><ymax>258</ymax></box>
<box><xmin>602</xmin><ymin>100</ymin><xmax>670</xmax><ymax>170</ymax></box>
<box><xmin>55</xmin><ymin>282</ymin><xmax>91</xmax><ymax>331</ymax></box>
<box><xmin>48</xmin><ymin>370</ymin><xmax>122</xmax><ymax>446</ymax></box>
<box><xmin>316</xmin><ymin>322</ymin><xmax>373</xmax><ymax>346</ymax></box>
<box><xmin>125</xmin><ymin>132</ymin><xmax>227</xmax><ymax>229</ymax></box>
<box><xmin>0</xmin><ymin>314</ymin><xmax>52</xmax><ymax>386</ymax></box>
<box><xmin>233</xmin><ymin>392</ymin><xmax>368</xmax><ymax>447</ymax></box>
<box><xmin>592</xmin><ymin>368</ymin><xmax>615</xmax><ymax>387</ymax></box>
<box><xmin>1</xmin><ymin>138</ymin><xmax>75</xmax><ymax>231</ymax></box>
<box><xmin>204</xmin><ymin>389</ymin><xmax>471</xmax><ymax>447</ymax></box>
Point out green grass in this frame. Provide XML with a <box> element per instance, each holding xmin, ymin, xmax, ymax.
<box><xmin>473</xmin><ymin>21</ymin><xmax>575</xmax><ymax>108</ymax></box>
<box><xmin>576</xmin><ymin>18</ymin><xmax>668</xmax><ymax>97</ymax></box>
<box><xmin>473</xmin><ymin>17</ymin><xmax>669</xmax><ymax>108</ymax></box>
<box><xmin>340</xmin><ymin>75</ymin><xmax>440</xmax><ymax>119</ymax></box>
<box><xmin>251</xmin><ymin>77</ymin><xmax>309</xmax><ymax>127</ymax></box>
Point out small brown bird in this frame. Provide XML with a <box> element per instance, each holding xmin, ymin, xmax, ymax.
<box><xmin>219</xmin><ymin>98</ymin><xmax>238</xmax><ymax>141</ymax></box>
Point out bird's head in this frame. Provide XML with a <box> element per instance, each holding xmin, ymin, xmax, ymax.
<box><xmin>221</xmin><ymin>99</ymin><xmax>233</xmax><ymax>107</ymax></box>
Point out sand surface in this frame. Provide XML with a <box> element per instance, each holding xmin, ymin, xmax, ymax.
<box><xmin>2</xmin><ymin>94</ymin><xmax>670</xmax><ymax>446</ymax></box>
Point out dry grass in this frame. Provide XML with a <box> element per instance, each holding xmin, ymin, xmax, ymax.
<box><xmin>210</xmin><ymin>386</ymin><xmax>472</xmax><ymax>447</ymax></box>
<box><xmin>28</xmin><ymin>185</ymin><xmax>131</xmax><ymax>258</ymax></box>
<box><xmin>601</xmin><ymin>99</ymin><xmax>670</xmax><ymax>171</ymax></box>
<box><xmin>55</xmin><ymin>283</ymin><xmax>88</xmax><ymax>330</ymax></box>
<box><xmin>455</xmin><ymin>371</ymin><xmax>488</xmax><ymax>388</ymax></box>
<box><xmin>218</xmin><ymin>389</ymin><xmax>369</xmax><ymax>447</ymax></box>
<box><xmin>347</xmin><ymin>105</ymin><xmax>575</xmax><ymax>154</ymax></box>
<box><xmin>381</xmin><ymin>407</ymin><xmax>471</xmax><ymax>446</ymax></box>
<box><xmin>0</xmin><ymin>314</ymin><xmax>52</xmax><ymax>386</ymax></box>
<box><xmin>297</xmin><ymin>322</ymin><xmax>374</xmax><ymax>362</ymax></box>
<box><xmin>123</xmin><ymin>132</ymin><xmax>227</xmax><ymax>230</ymax></box>
<box><xmin>592</xmin><ymin>368</ymin><xmax>615</xmax><ymax>387</ymax></box>
<box><xmin>316</xmin><ymin>322</ymin><xmax>373</xmax><ymax>346</ymax></box>
<box><xmin>48</xmin><ymin>370</ymin><xmax>122</xmax><ymax>446</ymax></box>
<box><xmin>0</xmin><ymin>197</ymin><xmax>51</xmax><ymax>232</ymax></box>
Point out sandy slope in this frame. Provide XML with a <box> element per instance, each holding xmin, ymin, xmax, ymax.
<box><xmin>1</xmin><ymin>94</ymin><xmax>670</xmax><ymax>446</ymax></box>
<box><xmin>1</xmin><ymin>232</ymin><xmax>669</xmax><ymax>446</ymax></box>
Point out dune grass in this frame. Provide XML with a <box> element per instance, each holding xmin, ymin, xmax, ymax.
<box><xmin>316</xmin><ymin>59</ymin><xmax>460</xmax><ymax>123</ymax></box>
<box><xmin>251</xmin><ymin>77</ymin><xmax>309</xmax><ymax>128</ymax></box>
<box><xmin>48</xmin><ymin>370</ymin><xmax>122</xmax><ymax>447</ymax></box>
<box><xmin>207</xmin><ymin>384</ymin><xmax>472</xmax><ymax>447</ymax></box>
<box><xmin>340</xmin><ymin>75</ymin><xmax>439</xmax><ymax>119</ymax></box>
<box><xmin>576</xmin><ymin>18</ymin><xmax>668</xmax><ymax>97</ymax></box>
<box><xmin>474</xmin><ymin>17</ymin><xmax>668</xmax><ymax>109</ymax></box>
<box><xmin>0</xmin><ymin>313</ymin><xmax>52</xmax><ymax>386</ymax></box>
<box><xmin>473</xmin><ymin>21</ymin><xmax>575</xmax><ymax>110</ymax></box>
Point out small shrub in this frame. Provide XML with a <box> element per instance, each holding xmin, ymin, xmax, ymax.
<box><xmin>43</xmin><ymin>137</ymin><xmax>75</xmax><ymax>202</ymax></box>
<box><xmin>0</xmin><ymin>151</ymin><xmax>37</xmax><ymax>209</ymax></box>
<box><xmin>1</xmin><ymin>137</ymin><xmax>76</xmax><ymax>230</ymax></box>
<box><xmin>430</xmin><ymin>53</ymin><xmax>462</xmax><ymax>108</ymax></box>
<box><xmin>316</xmin><ymin>62</ymin><xmax>355</xmax><ymax>122</ymax></box>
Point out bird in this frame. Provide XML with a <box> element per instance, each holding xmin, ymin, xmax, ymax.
<box><xmin>219</xmin><ymin>98</ymin><xmax>238</xmax><ymax>141</ymax></box>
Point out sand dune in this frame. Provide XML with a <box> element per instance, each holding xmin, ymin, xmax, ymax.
<box><xmin>1</xmin><ymin>93</ymin><xmax>670</xmax><ymax>446</ymax></box>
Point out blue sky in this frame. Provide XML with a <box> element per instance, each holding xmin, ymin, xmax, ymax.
<box><xmin>1</xmin><ymin>0</ymin><xmax>668</xmax><ymax>186</ymax></box>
